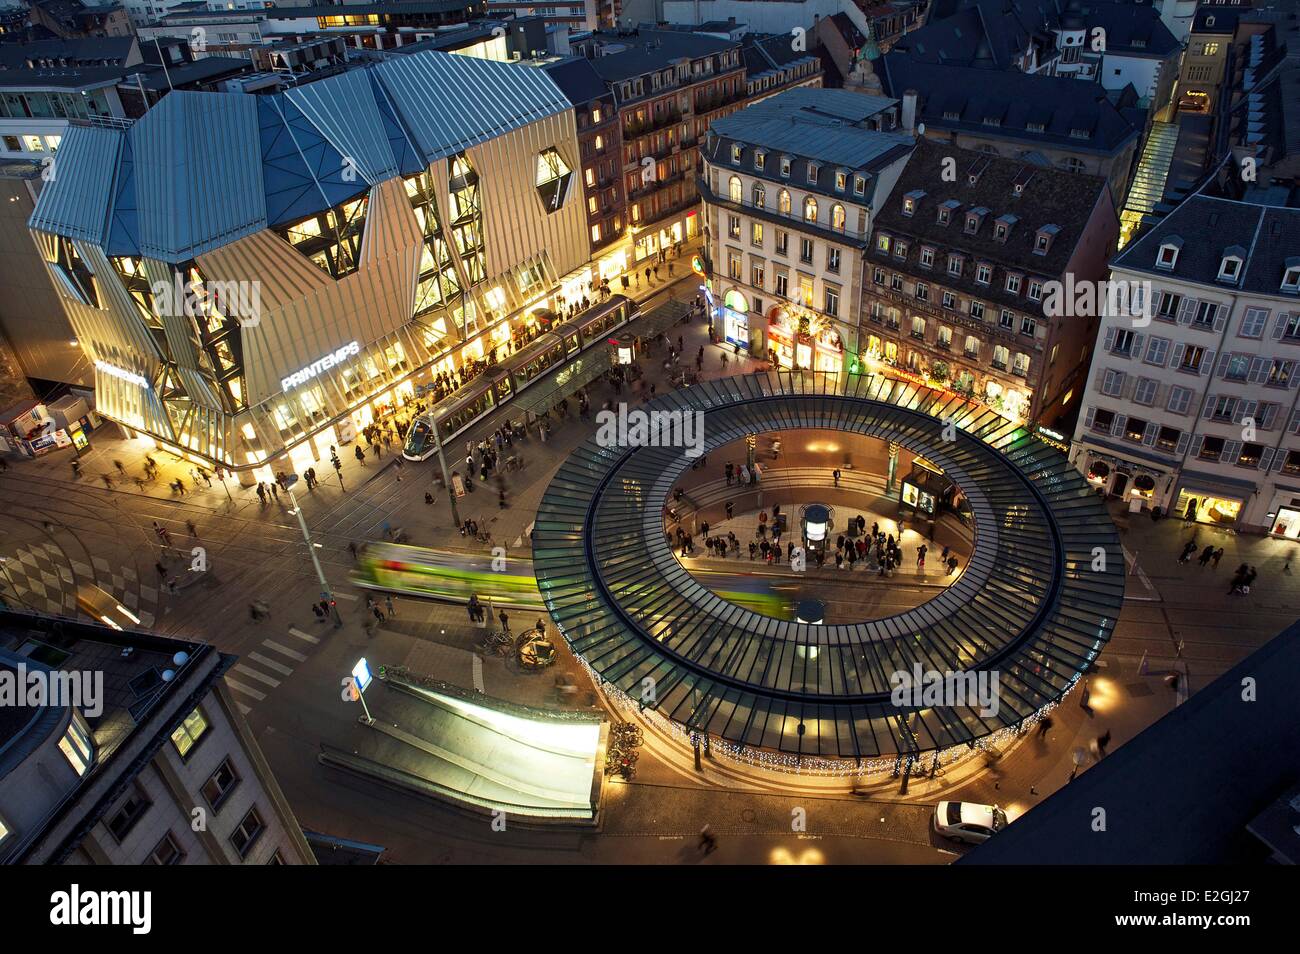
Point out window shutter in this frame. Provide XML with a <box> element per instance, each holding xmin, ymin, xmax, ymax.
<box><xmin>1169</xmin><ymin>342</ymin><xmax>1185</xmax><ymax>368</ymax></box>
<box><xmin>1261</xmin><ymin>403</ymin><xmax>1279</xmax><ymax>430</ymax></box>
<box><xmin>1175</xmin><ymin>433</ymin><xmax>1190</xmax><ymax>457</ymax></box>
<box><xmin>1248</xmin><ymin>356</ymin><xmax>1268</xmax><ymax>383</ymax></box>
<box><xmin>1291</xmin><ymin>409</ymin><xmax>1300</xmax><ymax>435</ymax></box>
<box><xmin>1112</xmin><ymin>413</ymin><xmax>1128</xmax><ymax>437</ymax></box>
<box><xmin>1129</xmin><ymin>332</ymin><xmax>1144</xmax><ymax>360</ymax></box>
<box><xmin>1142</xmin><ymin>421</ymin><xmax>1158</xmax><ymax>445</ymax></box>
<box><xmin>1193</xmin><ymin>435</ymin><xmax>1206</xmax><ymax>458</ymax></box>
<box><xmin>1103</xmin><ymin>326</ymin><xmax>1116</xmax><ymax>352</ymax></box>
<box><xmin>1215</xmin><ymin>352</ymin><xmax>1231</xmax><ymax>378</ymax></box>
<box><xmin>1199</xmin><ymin>349</ymin><xmax>1216</xmax><ymax>376</ymax></box>
<box><xmin>1084</xmin><ymin>406</ymin><xmax>1096</xmax><ymax>430</ymax></box>
<box><xmin>1212</xmin><ymin>304</ymin><xmax>1226</xmax><ymax>332</ymax></box>
<box><xmin>1177</xmin><ymin>297</ymin><xmax>1197</xmax><ymax>324</ymax></box>
<box><xmin>1203</xmin><ymin>396</ymin><xmax>1216</xmax><ymax>419</ymax></box>
<box><xmin>1276</xmin><ymin>450</ymin><xmax>1289</xmax><ymax>472</ymax></box>
<box><xmin>1291</xmin><ymin>363</ymin><xmax>1300</xmax><ymax>388</ymax></box>
<box><xmin>1221</xmin><ymin>439</ymin><xmax>1241</xmax><ymax>464</ymax></box>
<box><xmin>1259</xmin><ymin>447</ymin><xmax>1275</xmax><ymax>472</ymax></box>
<box><xmin>1123</xmin><ymin>374</ymin><xmax>1136</xmax><ymax>399</ymax></box>
<box><xmin>1272</xmin><ymin>314</ymin><xmax>1290</xmax><ymax>340</ymax></box>
<box><xmin>1238</xmin><ymin>400</ymin><xmax>1259</xmax><ymax>426</ymax></box>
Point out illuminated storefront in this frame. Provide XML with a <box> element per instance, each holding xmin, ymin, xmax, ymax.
<box><xmin>721</xmin><ymin>289</ymin><xmax>750</xmax><ymax>348</ymax></box>
<box><xmin>632</xmin><ymin>209</ymin><xmax>698</xmax><ymax>262</ymax></box>
<box><xmin>1270</xmin><ymin>506</ymin><xmax>1300</xmax><ymax>539</ymax></box>
<box><xmin>766</xmin><ymin>306</ymin><xmax>844</xmax><ymax>372</ymax></box>
<box><xmin>1175</xmin><ymin>488</ymin><xmax>1242</xmax><ymax>526</ymax></box>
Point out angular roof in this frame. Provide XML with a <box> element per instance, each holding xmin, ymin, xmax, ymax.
<box><xmin>540</xmin><ymin>56</ymin><xmax>609</xmax><ymax>108</ymax></box>
<box><xmin>29</xmin><ymin>51</ymin><xmax>570</xmax><ymax>261</ymax></box>
<box><xmin>879</xmin><ymin>53</ymin><xmax>1141</xmax><ymax>155</ymax></box>
<box><xmin>584</xmin><ymin>29</ymin><xmax>739</xmax><ymax>83</ymax></box>
<box><xmin>1113</xmin><ymin>193</ymin><xmax>1300</xmax><ymax>297</ymax></box>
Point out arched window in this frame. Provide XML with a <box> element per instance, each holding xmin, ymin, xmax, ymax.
<box><xmin>728</xmin><ymin>175</ymin><xmax>742</xmax><ymax>204</ymax></box>
<box><xmin>724</xmin><ymin>289</ymin><xmax>748</xmax><ymax>312</ymax></box>
<box><xmin>803</xmin><ymin>196</ymin><xmax>818</xmax><ymax>223</ymax></box>
<box><xmin>752</xmin><ymin>183</ymin><xmax>765</xmax><ymax>207</ymax></box>
<box><xmin>831</xmin><ymin>204</ymin><xmax>846</xmax><ymax>231</ymax></box>
<box><xmin>911</xmin><ymin>316</ymin><xmax>926</xmax><ymax>338</ymax></box>
<box><xmin>778</xmin><ymin>189</ymin><xmax>791</xmax><ymax>214</ymax></box>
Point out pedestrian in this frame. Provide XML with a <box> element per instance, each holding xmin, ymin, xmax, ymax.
<box><xmin>155</xmin><ymin>561</ymin><xmax>167</xmax><ymax>580</ymax></box>
<box><xmin>832</xmin><ymin>468</ymin><xmax>841</xmax><ymax>487</ymax></box>
<box><xmin>102</xmin><ymin>474</ymin><xmax>114</xmax><ymax>489</ymax></box>
<box><xmin>312</xmin><ymin>602</ymin><xmax>326</xmax><ymax>622</ymax></box>
<box><xmin>1096</xmin><ymin>729</ymin><xmax>1112</xmax><ymax>758</ymax></box>
<box><xmin>699</xmin><ymin>824</ymin><xmax>718</xmax><ymax>855</ymax></box>
<box><xmin>1211</xmin><ymin>547</ymin><xmax>1225</xmax><ymax>568</ymax></box>
<box><xmin>1036</xmin><ymin>715</ymin><xmax>1053</xmax><ymax>739</ymax></box>
<box><xmin>1197</xmin><ymin>544</ymin><xmax>1214</xmax><ymax>566</ymax></box>
<box><xmin>372</xmin><ymin>605</ymin><xmax>386</xmax><ymax>624</ymax></box>
<box><xmin>186</xmin><ymin>520</ymin><xmax>198</xmax><ymax>538</ymax></box>
<box><xmin>385</xmin><ymin>594</ymin><xmax>396</xmax><ymax>618</ymax></box>
<box><xmin>71</xmin><ymin>459</ymin><xmax>82</xmax><ymax>479</ymax></box>
<box><xmin>270</xmin><ymin>482</ymin><xmax>278</xmax><ymax>500</ymax></box>
<box><xmin>256</xmin><ymin>483</ymin><xmax>266</xmax><ymax>504</ymax></box>
<box><xmin>355</xmin><ymin>445</ymin><xmax>366</xmax><ymax>465</ymax></box>
<box><xmin>113</xmin><ymin>459</ymin><xmax>126</xmax><ymax>477</ymax></box>
<box><xmin>1178</xmin><ymin>541</ymin><xmax>1197</xmax><ymax>564</ymax></box>
<box><xmin>1080</xmin><ymin>679</ymin><xmax>1095</xmax><ymax>716</ymax></box>
<box><xmin>499</xmin><ymin>609</ymin><xmax>510</xmax><ymax>636</ymax></box>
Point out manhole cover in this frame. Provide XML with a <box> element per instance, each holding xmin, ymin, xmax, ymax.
<box><xmin>740</xmin><ymin>809</ymin><xmax>757</xmax><ymax>823</ymax></box>
<box><xmin>1125</xmin><ymin>682</ymin><xmax>1155</xmax><ymax>698</ymax></box>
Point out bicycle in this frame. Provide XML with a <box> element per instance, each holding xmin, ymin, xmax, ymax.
<box><xmin>609</xmin><ymin>723</ymin><xmax>644</xmax><ymax>748</ymax></box>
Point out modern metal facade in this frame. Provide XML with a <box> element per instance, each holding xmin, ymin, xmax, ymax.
<box><xmin>27</xmin><ymin>51</ymin><xmax>590</xmax><ymax>478</ymax></box>
<box><xmin>533</xmin><ymin>372</ymin><xmax>1124</xmax><ymax>762</ymax></box>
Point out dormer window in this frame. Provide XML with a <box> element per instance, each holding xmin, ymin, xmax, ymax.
<box><xmin>835</xmin><ymin>170</ymin><xmax>847</xmax><ymax>191</ymax></box>
<box><xmin>964</xmin><ymin>207</ymin><xmax>988</xmax><ymax>234</ymax></box>
<box><xmin>993</xmin><ymin>214</ymin><xmax>1017</xmax><ymax>242</ymax></box>
<box><xmin>807</xmin><ymin>163</ymin><xmax>819</xmax><ymax>184</ymax></box>
<box><xmin>1156</xmin><ymin>237</ymin><xmax>1183</xmax><ymax>270</ymax></box>
<box><xmin>1034</xmin><ymin>224</ymin><xmax>1060</xmax><ymax>256</ymax></box>
<box><xmin>1217</xmin><ymin>248</ymin><xmax>1245</xmax><ymax>283</ymax></box>
<box><xmin>730</xmin><ymin>144</ymin><xmax>742</xmax><ymax>164</ymax></box>
<box><xmin>755</xmin><ymin>150</ymin><xmax>766</xmax><ymax>170</ymax></box>
<box><xmin>938</xmin><ymin>199</ymin><xmax>960</xmax><ymax>226</ymax></box>
<box><xmin>877</xmin><ymin>234</ymin><xmax>891</xmax><ymax>253</ymax></box>
<box><xmin>853</xmin><ymin>175</ymin><xmax>866</xmax><ymax>195</ymax></box>
<box><xmin>1283</xmin><ymin>259</ymin><xmax>1300</xmax><ymax>292</ymax></box>
<box><xmin>901</xmin><ymin>189</ymin><xmax>925</xmax><ymax>216</ymax></box>
<box><xmin>780</xmin><ymin>156</ymin><xmax>791</xmax><ymax>177</ymax></box>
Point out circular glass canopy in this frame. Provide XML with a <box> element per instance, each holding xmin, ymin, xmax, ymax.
<box><xmin>533</xmin><ymin>373</ymin><xmax>1124</xmax><ymax>761</ymax></box>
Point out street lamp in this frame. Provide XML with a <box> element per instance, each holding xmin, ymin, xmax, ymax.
<box><xmin>429</xmin><ymin>410</ymin><xmax>461</xmax><ymax>530</ymax></box>
<box><xmin>282</xmin><ymin>473</ymin><xmax>342</xmax><ymax>628</ymax></box>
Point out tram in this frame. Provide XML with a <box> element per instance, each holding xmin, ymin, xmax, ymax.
<box><xmin>402</xmin><ymin>295</ymin><xmax>640</xmax><ymax>461</ymax></box>
<box><xmin>351</xmin><ymin>542</ymin><xmax>789</xmax><ymax>617</ymax></box>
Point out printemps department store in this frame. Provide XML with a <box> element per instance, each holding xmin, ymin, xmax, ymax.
<box><xmin>28</xmin><ymin>51</ymin><xmax>606</xmax><ymax>484</ymax></box>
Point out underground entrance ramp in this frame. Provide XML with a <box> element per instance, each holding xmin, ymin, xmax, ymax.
<box><xmin>320</xmin><ymin>675</ymin><xmax>605</xmax><ymax>823</ymax></box>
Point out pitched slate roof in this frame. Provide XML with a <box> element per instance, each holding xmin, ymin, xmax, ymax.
<box><xmin>1113</xmin><ymin>193</ymin><xmax>1300</xmax><ymax>298</ymax></box>
<box><xmin>706</xmin><ymin>88</ymin><xmax>912</xmax><ymax>205</ymax></box>
<box><xmin>584</xmin><ymin>29</ymin><xmax>738</xmax><ymax>84</ymax></box>
<box><xmin>879</xmin><ymin>53</ymin><xmax>1140</xmax><ymax>155</ymax></box>
<box><xmin>870</xmin><ymin>137</ymin><xmax>1111</xmax><ymax>303</ymax></box>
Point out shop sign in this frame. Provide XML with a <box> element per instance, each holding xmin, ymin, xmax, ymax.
<box><xmin>95</xmin><ymin>361</ymin><xmax>149</xmax><ymax>389</ymax></box>
<box><xmin>282</xmin><ymin>341</ymin><xmax>360</xmax><ymax>392</ymax></box>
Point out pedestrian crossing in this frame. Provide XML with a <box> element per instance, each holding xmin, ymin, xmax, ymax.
<box><xmin>224</xmin><ymin>624</ymin><xmax>326</xmax><ymax>714</ymax></box>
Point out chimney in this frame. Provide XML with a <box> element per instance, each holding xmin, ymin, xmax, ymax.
<box><xmin>901</xmin><ymin>89</ymin><xmax>918</xmax><ymax>135</ymax></box>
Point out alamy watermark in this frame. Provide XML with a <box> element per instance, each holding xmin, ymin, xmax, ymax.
<box><xmin>1042</xmin><ymin>275</ymin><xmax>1154</xmax><ymax>326</ymax></box>
<box><xmin>0</xmin><ymin>662</ymin><xmax>103</xmax><ymax>717</ymax></box>
<box><xmin>595</xmin><ymin>403</ymin><xmax>705</xmax><ymax>458</ymax></box>
<box><xmin>151</xmin><ymin>273</ymin><xmax>262</xmax><ymax>328</ymax></box>
<box><xmin>889</xmin><ymin>664</ymin><xmax>1000</xmax><ymax>718</ymax></box>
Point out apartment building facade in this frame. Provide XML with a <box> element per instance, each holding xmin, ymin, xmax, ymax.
<box><xmin>1070</xmin><ymin>194</ymin><xmax>1300</xmax><ymax>535</ymax></box>
<box><xmin>0</xmin><ymin>611</ymin><xmax>313</xmax><ymax>864</ymax></box>
<box><xmin>864</xmin><ymin>138</ymin><xmax>1119</xmax><ymax>426</ymax></box>
<box><xmin>700</xmin><ymin>89</ymin><xmax>914</xmax><ymax>370</ymax></box>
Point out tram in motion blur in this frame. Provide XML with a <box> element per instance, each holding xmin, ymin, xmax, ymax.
<box><xmin>402</xmin><ymin>295</ymin><xmax>640</xmax><ymax>461</ymax></box>
<box><xmin>351</xmin><ymin>541</ymin><xmax>792</xmax><ymax>617</ymax></box>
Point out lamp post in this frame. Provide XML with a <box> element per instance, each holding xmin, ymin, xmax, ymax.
<box><xmin>283</xmin><ymin>474</ymin><xmax>342</xmax><ymax>628</ymax></box>
<box><xmin>430</xmin><ymin>412</ymin><xmax>461</xmax><ymax>530</ymax></box>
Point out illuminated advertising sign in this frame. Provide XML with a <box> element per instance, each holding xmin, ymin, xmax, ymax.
<box><xmin>281</xmin><ymin>341</ymin><xmax>360</xmax><ymax>392</ymax></box>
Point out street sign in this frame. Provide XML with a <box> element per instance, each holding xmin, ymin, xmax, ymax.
<box><xmin>351</xmin><ymin>657</ymin><xmax>372</xmax><ymax>693</ymax></box>
<box><xmin>452</xmin><ymin>472</ymin><xmax>466</xmax><ymax>497</ymax></box>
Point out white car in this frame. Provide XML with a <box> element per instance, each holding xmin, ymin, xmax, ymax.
<box><xmin>932</xmin><ymin>801</ymin><xmax>1009</xmax><ymax>844</ymax></box>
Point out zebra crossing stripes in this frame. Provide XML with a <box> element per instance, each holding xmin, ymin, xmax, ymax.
<box><xmin>224</xmin><ymin>628</ymin><xmax>325</xmax><ymax>711</ymax></box>
<box><xmin>263</xmin><ymin>640</ymin><xmax>308</xmax><ymax>661</ymax></box>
